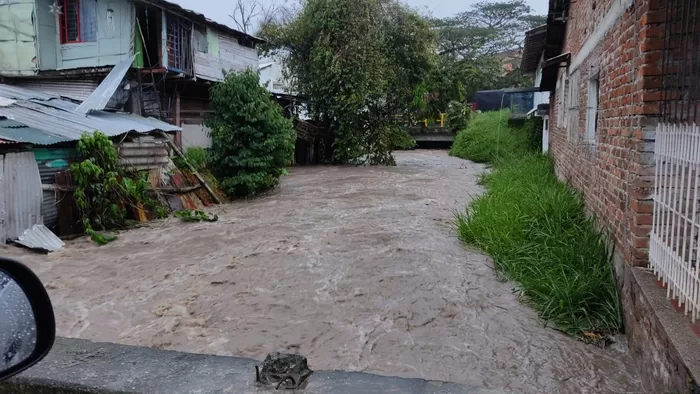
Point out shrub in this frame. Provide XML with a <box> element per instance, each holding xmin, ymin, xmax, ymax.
<box><xmin>70</xmin><ymin>132</ymin><xmax>165</xmax><ymax>244</ymax></box>
<box><xmin>184</xmin><ymin>147</ymin><xmax>210</xmax><ymax>171</ymax></box>
<box><xmin>449</xmin><ymin>110</ymin><xmax>527</xmax><ymax>163</ymax></box>
<box><xmin>445</xmin><ymin>100</ymin><xmax>471</xmax><ymax>132</ymax></box>
<box><xmin>206</xmin><ymin>70</ymin><xmax>296</xmax><ymax>197</ymax></box>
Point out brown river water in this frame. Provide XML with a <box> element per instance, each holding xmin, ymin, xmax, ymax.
<box><xmin>3</xmin><ymin>150</ymin><xmax>643</xmax><ymax>393</ymax></box>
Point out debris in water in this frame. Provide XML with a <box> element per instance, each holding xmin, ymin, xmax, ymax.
<box><xmin>256</xmin><ymin>352</ymin><xmax>313</xmax><ymax>390</ymax></box>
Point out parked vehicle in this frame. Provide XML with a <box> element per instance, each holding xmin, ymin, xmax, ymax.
<box><xmin>0</xmin><ymin>258</ymin><xmax>55</xmax><ymax>381</ymax></box>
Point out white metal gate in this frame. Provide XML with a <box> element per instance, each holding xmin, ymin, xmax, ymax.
<box><xmin>650</xmin><ymin>123</ymin><xmax>700</xmax><ymax>322</ymax></box>
<box><xmin>649</xmin><ymin>0</ymin><xmax>700</xmax><ymax>322</ymax></box>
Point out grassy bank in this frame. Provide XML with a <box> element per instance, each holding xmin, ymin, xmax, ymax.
<box><xmin>450</xmin><ymin>111</ymin><xmax>622</xmax><ymax>338</ymax></box>
<box><xmin>449</xmin><ymin>110</ymin><xmax>528</xmax><ymax>163</ymax></box>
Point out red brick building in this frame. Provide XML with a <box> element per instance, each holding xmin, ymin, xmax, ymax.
<box><xmin>523</xmin><ymin>0</ymin><xmax>700</xmax><ymax>391</ymax></box>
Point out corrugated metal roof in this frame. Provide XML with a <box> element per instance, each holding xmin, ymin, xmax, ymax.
<box><xmin>15</xmin><ymin>224</ymin><xmax>65</xmax><ymax>253</ymax></box>
<box><xmin>521</xmin><ymin>25</ymin><xmax>548</xmax><ymax>75</ymax></box>
<box><xmin>0</xmin><ymin>84</ymin><xmax>57</xmax><ymax>101</ymax></box>
<box><xmin>0</xmin><ymin>117</ymin><xmax>69</xmax><ymax>145</ymax></box>
<box><xmin>76</xmin><ymin>56</ymin><xmax>136</xmax><ymax>114</ymax></box>
<box><xmin>0</xmin><ymin>84</ymin><xmax>181</xmax><ymax>145</ymax></box>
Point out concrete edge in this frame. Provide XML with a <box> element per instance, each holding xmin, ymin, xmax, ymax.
<box><xmin>612</xmin><ymin>250</ymin><xmax>700</xmax><ymax>393</ymax></box>
<box><xmin>631</xmin><ymin>266</ymin><xmax>700</xmax><ymax>388</ymax></box>
<box><xmin>0</xmin><ymin>338</ymin><xmax>511</xmax><ymax>394</ymax></box>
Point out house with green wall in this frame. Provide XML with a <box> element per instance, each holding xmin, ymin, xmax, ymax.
<box><xmin>0</xmin><ymin>0</ymin><xmax>263</xmax><ymax>148</ymax></box>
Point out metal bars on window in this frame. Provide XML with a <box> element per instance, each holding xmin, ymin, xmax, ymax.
<box><xmin>660</xmin><ymin>0</ymin><xmax>700</xmax><ymax>124</ymax></box>
<box><xmin>59</xmin><ymin>0</ymin><xmax>81</xmax><ymax>44</ymax></box>
<box><xmin>651</xmin><ymin>124</ymin><xmax>700</xmax><ymax>321</ymax></box>
<box><xmin>166</xmin><ymin>15</ymin><xmax>192</xmax><ymax>73</ymax></box>
<box><xmin>651</xmin><ymin>0</ymin><xmax>700</xmax><ymax>321</ymax></box>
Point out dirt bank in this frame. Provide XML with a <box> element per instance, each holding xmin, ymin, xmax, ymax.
<box><xmin>3</xmin><ymin>150</ymin><xmax>642</xmax><ymax>393</ymax></box>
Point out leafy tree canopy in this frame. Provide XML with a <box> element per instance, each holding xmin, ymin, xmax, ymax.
<box><xmin>261</xmin><ymin>0</ymin><xmax>436</xmax><ymax>165</ymax></box>
<box><xmin>206</xmin><ymin>70</ymin><xmax>296</xmax><ymax>197</ymax></box>
<box><xmin>423</xmin><ymin>0</ymin><xmax>545</xmax><ymax>115</ymax></box>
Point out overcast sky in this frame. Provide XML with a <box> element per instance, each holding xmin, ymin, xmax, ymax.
<box><xmin>171</xmin><ymin>0</ymin><xmax>549</xmax><ymax>32</ymax></box>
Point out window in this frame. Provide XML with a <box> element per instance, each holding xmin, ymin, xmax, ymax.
<box><xmin>567</xmin><ymin>69</ymin><xmax>581</xmax><ymax>143</ymax></box>
<box><xmin>194</xmin><ymin>25</ymin><xmax>208</xmax><ymax>53</ymax></box>
<box><xmin>166</xmin><ymin>15</ymin><xmax>192</xmax><ymax>72</ymax></box>
<box><xmin>58</xmin><ymin>0</ymin><xmax>97</xmax><ymax>44</ymax></box>
<box><xmin>585</xmin><ymin>74</ymin><xmax>600</xmax><ymax>144</ymax></box>
<box><xmin>556</xmin><ymin>71</ymin><xmax>569</xmax><ymax>127</ymax></box>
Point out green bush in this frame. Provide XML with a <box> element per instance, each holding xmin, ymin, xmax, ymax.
<box><xmin>523</xmin><ymin>117</ymin><xmax>544</xmax><ymax>152</ymax></box>
<box><xmin>206</xmin><ymin>70</ymin><xmax>296</xmax><ymax>197</ymax></box>
<box><xmin>71</xmin><ymin>131</ymin><xmax>165</xmax><ymax>244</ymax></box>
<box><xmin>445</xmin><ymin>101</ymin><xmax>471</xmax><ymax>132</ymax></box>
<box><xmin>449</xmin><ymin>110</ymin><xmax>528</xmax><ymax>163</ymax></box>
<box><xmin>184</xmin><ymin>147</ymin><xmax>210</xmax><ymax>171</ymax></box>
<box><xmin>452</xmin><ymin>111</ymin><xmax>622</xmax><ymax>339</ymax></box>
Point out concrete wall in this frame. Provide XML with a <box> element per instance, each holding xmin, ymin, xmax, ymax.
<box><xmin>0</xmin><ymin>338</ymin><xmax>487</xmax><ymax>394</ymax></box>
<box><xmin>35</xmin><ymin>0</ymin><xmax>134</xmax><ymax>71</ymax></box>
<box><xmin>612</xmin><ymin>249</ymin><xmax>700</xmax><ymax>392</ymax></box>
<box><xmin>259</xmin><ymin>60</ymin><xmax>290</xmax><ymax>94</ymax></box>
<box><xmin>181</xmin><ymin>123</ymin><xmax>212</xmax><ymax>150</ymax></box>
<box><xmin>193</xmin><ymin>26</ymin><xmax>258</xmax><ymax>82</ymax></box>
<box><xmin>0</xmin><ymin>0</ymin><xmax>38</xmax><ymax>76</ymax></box>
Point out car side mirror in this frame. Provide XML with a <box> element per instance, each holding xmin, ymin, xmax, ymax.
<box><xmin>0</xmin><ymin>257</ymin><xmax>55</xmax><ymax>382</ymax></box>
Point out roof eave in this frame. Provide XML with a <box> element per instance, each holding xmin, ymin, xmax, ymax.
<box><xmin>136</xmin><ymin>0</ymin><xmax>266</xmax><ymax>45</ymax></box>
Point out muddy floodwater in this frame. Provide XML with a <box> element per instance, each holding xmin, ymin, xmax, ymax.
<box><xmin>5</xmin><ymin>150</ymin><xmax>643</xmax><ymax>393</ymax></box>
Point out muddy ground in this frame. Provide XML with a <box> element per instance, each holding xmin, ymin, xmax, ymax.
<box><xmin>4</xmin><ymin>150</ymin><xmax>642</xmax><ymax>393</ymax></box>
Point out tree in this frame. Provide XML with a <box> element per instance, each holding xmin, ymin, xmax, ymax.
<box><xmin>230</xmin><ymin>0</ymin><xmax>293</xmax><ymax>34</ymax></box>
<box><xmin>434</xmin><ymin>0</ymin><xmax>543</xmax><ymax>60</ymax></box>
<box><xmin>261</xmin><ymin>0</ymin><xmax>436</xmax><ymax>165</ymax></box>
<box><xmin>206</xmin><ymin>70</ymin><xmax>296</xmax><ymax>197</ymax></box>
<box><xmin>423</xmin><ymin>0</ymin><xmax>544</xmax><ymax>113</ymax></box>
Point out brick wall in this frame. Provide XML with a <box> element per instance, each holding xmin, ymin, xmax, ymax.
<box><xmin>548</xmin><ymin>0</ymin><xmax>666</xmax><ymax>267</ymax></box>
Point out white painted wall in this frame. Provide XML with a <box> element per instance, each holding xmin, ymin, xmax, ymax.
<box><xmin>181</xmin><ymin>123</ymin><xmax>212</xmax><ymax>150</ymax></box>
<box><xmin>259</xmin><ymin>59</ymin><xmax>290</xmax><ymax>94</ymax></box>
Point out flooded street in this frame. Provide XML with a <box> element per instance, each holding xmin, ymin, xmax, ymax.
<box><xmin>4</xmin><ymin>150</ymin><xmax>642</xmax><ymax>392</ymax></box>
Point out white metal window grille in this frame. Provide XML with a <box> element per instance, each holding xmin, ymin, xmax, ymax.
<box><xmin>649</xmin><ymin>0</ymin><xmax>700</xmax><ymax>322</ymax></box>
<box><xmin>651</xmin><ymin>124</ymin><xmax>700</xmax><ymax>322</ymax></box>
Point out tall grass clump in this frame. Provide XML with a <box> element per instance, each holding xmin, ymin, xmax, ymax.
<box><xmin>449</xmin><ymin>110</ymin><xmax>528</xmax><ymax>163</ymax></box>
<box><xmin>453</xmin><ymin>111</ymin><xmax>622</xmax><ymax>339</ymax></box>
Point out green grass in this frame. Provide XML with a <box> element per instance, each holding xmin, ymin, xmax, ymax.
<box><xmin>184</xmin><ymin>147</ymin><xmax>210</xmax><ymax>171</ymax></box>
<box><xmin>452</xmin><ymin>112</ymin><xmax>622</xmax><ymax>338</ymax></box>
<box><xmin>449</xmin><ymin>110</ymin><xmax>528</xmax><ymax>163</ymax></box>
